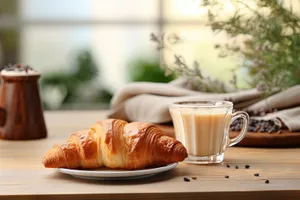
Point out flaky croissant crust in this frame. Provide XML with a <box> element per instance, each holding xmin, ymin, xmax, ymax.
<box><xmin>42</xmin><ymin>119</ymin><xmax>187</xmax><ymax>170</ymax></box>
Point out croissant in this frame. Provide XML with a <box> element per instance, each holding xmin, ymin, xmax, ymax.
<box><xmin>42</xmin><ymin>119</ymin><xmax>187</xmax><ymax>170</ymax></box>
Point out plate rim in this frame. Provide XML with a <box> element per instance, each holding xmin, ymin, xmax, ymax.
<box><xmin>57</xmin><ymin>162</ymin><xmax>178</xmax><ymax>178</ymax></box>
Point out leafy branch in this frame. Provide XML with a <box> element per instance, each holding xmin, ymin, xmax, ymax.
<box><xmin>202</xmin><ymin>0</ymin><xmax>300</xmax><ymax>91</ymax></box>
<box><xmin>151</xmin><ymin>0</ymin><xmax>300</xmax><ymax>93</ymax></box>
<box><xmin>150</xmin><ymin>33</ymin><xmax>237</xmax><ymax>93</ymax></box>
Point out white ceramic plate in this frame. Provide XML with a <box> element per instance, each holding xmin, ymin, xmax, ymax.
<box><xmin>57</xmin><ymin>163</ymin><xmax>178</xmax><ymax>180</ymax></box>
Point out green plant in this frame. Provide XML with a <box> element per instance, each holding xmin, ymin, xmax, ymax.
<box><xmin>40</xmin><ymin>50</ymin><xmax>114</xmax><ymax>110</ymax></box>
<box><xmin>127</xmin><ymin>58</ymin><xmax>176</xmax><ymax>83</ymax></box>
<box><xmin>202</xmin><ymin>0</ymin><xmax>300</xmax><ymax>91</ymax></box>
<box><xmin>152</xmin><ymin>0</ymin><xmax>300</xmax><ymax>93</ymax></box>
<box><xmin>150</xmin><ymin>33</ymin><xmax>237</xmax><ymax>93</ymax></box>
<box><xmin>41</xmin><ymin>50</ymin><xmax>98</xmax><ymax>105</ymax></box>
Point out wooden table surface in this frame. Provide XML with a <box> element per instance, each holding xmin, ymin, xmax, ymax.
<box><xmin>1</xmin><ymin>111</ymin><xmax>300</xmax><ymax>200</ymax></box>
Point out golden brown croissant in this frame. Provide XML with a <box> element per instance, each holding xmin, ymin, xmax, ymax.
<box><xmin>42</xmin><ymin>119</ymin><xmax>187</xmax><ymax>170</ymax></box>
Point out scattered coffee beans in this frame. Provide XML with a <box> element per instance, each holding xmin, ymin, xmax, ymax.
<box><xmin>221</xmin><ymin>162</ymin><xmax>269</xmax><ymax>184</ymax></box>
<box><xmin>230</xmin><ymin>118</ymin><xmax>281</xmax><ymax>133</ymax></box>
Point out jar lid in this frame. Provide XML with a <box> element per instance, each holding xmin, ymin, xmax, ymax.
<box><xmin>1</xmin><ymin>64</ymin><xmax>40</xmax><ymax>77</ymax></box>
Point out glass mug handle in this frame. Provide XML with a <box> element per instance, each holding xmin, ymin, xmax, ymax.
<box><xmin>228</xmin><ymin>111</ymin><xmax>249</xmax><ymax>147</ymax></box>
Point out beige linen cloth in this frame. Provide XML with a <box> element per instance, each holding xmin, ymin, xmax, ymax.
<box><xmin>108</xmin><ymin>78</ymin><xmax>300</xmax><ymax>132</ymax></box>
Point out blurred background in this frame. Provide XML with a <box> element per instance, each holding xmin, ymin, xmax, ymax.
<box><xmin>1</xmin><ymin>0</ymin><xmax>299</xmax><ymax>110</ymax></box>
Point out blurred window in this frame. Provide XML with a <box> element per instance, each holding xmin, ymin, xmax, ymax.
<box><xmin>19</xmin><ymin>0</ymin><xmax>162</xmax><ymax>92</ymax></box>
<box><xmin>0</xmin><ymin>0</ymin><xmax>243</xmax><ymax>106</ymax></box>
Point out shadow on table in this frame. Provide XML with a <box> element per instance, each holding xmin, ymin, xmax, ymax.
<box><xmin>46</xmin><ymin>170</ymin><xmax>177</xmax><ymax>185</ymax></box>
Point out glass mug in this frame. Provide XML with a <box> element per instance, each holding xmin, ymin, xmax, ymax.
<box><xmin>169</xmin><ymin>101</ymin><xmax>249</xmax><ymax>164</ymax></box>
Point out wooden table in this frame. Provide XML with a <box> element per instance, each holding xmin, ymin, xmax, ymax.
<box><xmin>1</xmin><ymin>111</ymin><xmax>300</xmax><ymax>200</ymax></box>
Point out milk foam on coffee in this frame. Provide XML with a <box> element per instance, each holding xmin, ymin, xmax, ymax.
<box><xmin>171</xmin><ymin>108</ymin><xmax>232</xmax><ymax>157</ymax></box>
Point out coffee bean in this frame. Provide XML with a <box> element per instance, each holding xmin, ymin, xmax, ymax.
<box><xmin>225</xmin><ymin>175</ymin><xmax>229</xmax><ymax>179</ymax></box>
<box><xmin>192</xmin><ymin>177</ymin><xmax>197</xmax><ymax>180</ymax></box>
<box><xmin>254</xmin><ymin>173</ymin><xmax>260</xmax><ymax>177</ymax></box>
<box><xmin>235</xmin><ymin>166</ymin><xmax>239</xmax><ymax>169</ymax></box>
<box><xmin>226</xmin><ymin>164</ymin><xmax>230</xmax><ymax>168</ymax></box>
<box><xmin>183</xmin><ymin>177</ymin><xmax>190</xmax><ymax>182</ymax></box>
<box><xmin>265</xmin><ymin>180</ymin><xmax>270</xmax><ymax>184</ymax></box>
<box><xmin>245</xmin><ymin>165</ymin><xmax>250</xmax><ymax>169</ymax></box>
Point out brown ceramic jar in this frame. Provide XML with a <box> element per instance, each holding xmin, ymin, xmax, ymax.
<box><xmin>0</xmin><ymin>65</ymin><xmax>47</xmax><ymax>140</ymax></box>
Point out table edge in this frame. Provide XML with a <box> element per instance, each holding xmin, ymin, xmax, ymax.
<box><xmin>1</xmin><ymin>190</ymin><xmax>300</xmax><ymax>200</ymax></box>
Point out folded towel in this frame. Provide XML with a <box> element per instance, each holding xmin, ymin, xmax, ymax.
<box><xmin>108</xmin><ymin>78</ymin><xmax>300</xmax><ymax>132</ymax></box>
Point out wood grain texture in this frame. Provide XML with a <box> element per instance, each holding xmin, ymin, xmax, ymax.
<box><xmin>0</xmin><ymin>75</ymin><xmax>47</xmax><ymax>140</ymax></box>
<box><xmin>158</xmin><ymin>125</ymin><xmax>300</xmax><ymax>147</ymax></box>
<box><xmin>1</xmin><ymin>111</ymin><xmax>300</xmax><ymax>200</ymax></box>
